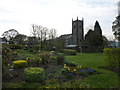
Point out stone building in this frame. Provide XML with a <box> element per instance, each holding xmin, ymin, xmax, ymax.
<box><xmin>59</xmin><ymin>17</ymin><xmax>84</xmax><ymax>47</ymax></box>
<box><xmin>71</xmin><ymin>17</ymin><xmax>84</xmax><ymax>46</ymax></box>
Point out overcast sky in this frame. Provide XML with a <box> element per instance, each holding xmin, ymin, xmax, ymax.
<box><xmin>0</xmin><ymin>0</ymin><xmax>118</xmax><ymax>40</ymax></box>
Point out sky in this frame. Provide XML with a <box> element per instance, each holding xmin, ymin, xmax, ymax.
<box><xmin>0</xmin><ymin>0</ymin><xmax>118</xmax><ymax>40</ymax></box>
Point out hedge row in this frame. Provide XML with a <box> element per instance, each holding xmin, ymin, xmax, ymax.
<box><xmin>103</xmin><ymin>48</ymin><xmax>120</xmax><ymax>68</ymax></box>
<box><xmin>64</xmin><ymin>49</ymin><xmax>77</xmax><ymax>55</ymax></box>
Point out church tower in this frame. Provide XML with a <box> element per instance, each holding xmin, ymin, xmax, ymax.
<box><xmin>72</xmin><ymin>17</ymin><xmax>84</xmax><ymax>46</ymax></box>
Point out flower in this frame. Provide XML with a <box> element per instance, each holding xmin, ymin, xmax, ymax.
<box><xmin>79</xmin><ymin>70</ymin><xmax>85</xmax><ymax>73</ymax></box>
<box><xmin>67</xmin><ymin>67</ymin><xmax>70</xmax><ymax>71</ymax></box>
<box><xmin>45</xmin><ymin>87</ymin><xmax>50</xmax><ymax>88</ymax></box>
<box><xmin>61</xmin><ymin>68</ymin><xmax>65</xmax><ymax>71</ymax></box>
<box><xmin>77</xmin><ymin>65</ymin><xmax>82</xmax><ymax>68</ymax></box>
<box><xmin>87</xmin><ymin>68</ymin><xmax>94</xmax><ymax>72</ymax></box>
<box><xmin>68</xmin><ymin>73</ymin><xmax>74</xmax><ymax>76</ymax></box>
<box><xmin>73</xmin><ymin>69</ymin><xmax>76</xmax><ymax>72</ymax></box>
<box><xmin>64</xmin><ymin>65</ymin><xmax>67</xmax><ymax>68</ymax></box>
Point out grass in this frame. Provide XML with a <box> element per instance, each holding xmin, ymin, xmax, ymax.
<box><xmin>65</xmin><ymin>53</ymin><xmax>119</xmax><ymax>88</ymax></box>
<box><xmin>4</xmin><ymin>50</ymin><xmax>119</xmax><ymax>88</ymax></box>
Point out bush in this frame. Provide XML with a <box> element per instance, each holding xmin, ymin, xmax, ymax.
<box><xmin>28</xmin><ymin>57</ymin><xmax>42</xmax><ymax>66</ymax></box>
<box><xmin>8</xmin><ymin>44</ymin><xmax>23</xmax><ymax>49</ymax></box>
<box><xmin>104</xmin><ymin>48</ymin><xmax>120</xmax><ymax>68</ymax></box>
<box><xmin>2</xmin><ymin>44</ymin><xmax>12</xmax><ymax>81</ymax></box>
<box><xmin>24</xmin><ymin>67</ymin><xmax>45</xmax><ymax>82</ymax></box>
<box><xmin>50</xmin><ymin>56</ymin><xmax>56</xmax><ymax>61</ymax></box>
<box><xmin>13</xmin><ymin>60</ymin><xmax>28</xmax><ymax>69</ymax></box>
<box><xmin>64</xmin><ymin>49</ymin><xmax>77</xmax><ymax>55</ymax></box>
<box><xmin>39</xmin><ymin>52</ymin><xmax>51</xmax><ymax>64</ymax></box>
<box><xmin>56</xmin><ymin>55</ymin><xmax>65</xmax><ymax>65</ymax></box>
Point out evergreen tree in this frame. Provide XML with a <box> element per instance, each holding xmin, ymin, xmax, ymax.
<box><xmin>112</xmin><ymin>15</ymin><xmax>120</xmax><ymax>41</ymax></box>
<box><xmin>94</xmin><ymin>21</ymin><xmax>103</xmax><ymax>46</ymax></box>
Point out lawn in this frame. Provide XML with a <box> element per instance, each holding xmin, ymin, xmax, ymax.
<box><xmin>65</xmin><ymin>53</ymin><xmax>119</xmax><ymax>88</ymax></box>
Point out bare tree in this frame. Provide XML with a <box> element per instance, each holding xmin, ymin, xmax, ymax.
<box><xmin>2</xmin><ymin>29</ymin><xmax>19</xmax><ymax>44</ymax></box>
<box><xmin>31</xmin><ymin>24</ymin><xmax>45</xmax><ymax>51</ymax></box>
<box><xmin>49</xmin><ymin>28</ymin><xmax>57</xmax><ymax>40</ymax></box>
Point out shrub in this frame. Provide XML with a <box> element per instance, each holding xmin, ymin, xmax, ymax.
<box><xmin>104</xmin><ymin>48</ymin><xmax>120</xmax><ymax>68</ymax></box>
<box><xmin>2</xmin><ymin>44</ymin><xmax>12</xmax><ymax>81</ymax></box>
<box><xmin>39</xmin><ymin>52</ymin><xmax>51</xmax><ymax>64</ymax></box>
<box><xmin>56</xmin><ymin>55</ymin><xmax>65</xmax><ymax>65</ymax></box>
<box><xmin>8</xmin><ymin>44</ymin><xmax>23</xmax><ymax>49</ymax></box>
<box><xmin>28</xmin><ymin>57</ymin><xmax>42</xmax><ymax>66</ymax></box>
<box><xmin>64</xmin><ymin>49</ymin><xmax>77</xmax><ymax>55</ymax></box>
<box><xmin>13</xmin><ymin>60</ymin><xmax>28</xmax><ymax>69</ymax></box>
<box><xmin>50</xmin><ymin>56</ymin><xmax>56</xmax><ymax>61</ymax></box>
<box><xmin>24</xmin><ymin>67</ymin><xmax>45</xmax><ymax>82</ymax></box>
<box><xmin>12</xmin><ymin>51</ymin><xmax>18</xmax><ymax>56</ymax></box>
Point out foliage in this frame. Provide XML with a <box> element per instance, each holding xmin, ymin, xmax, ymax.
<box><xmin>63</xmin><ymin>61</ymin><xmax>77</xmax><ymax>67</ymax></box>
<box><xmin>50</xmin><ymin>56</ymin><xmax>56</xmax><ymax>61</ymax></box>
<box><xmin>56</xmin><ymin>55</ymin><xmax>65</xmax><ymax>65</ymax></box>
<box><xmin>24</xmin><ymin>67</ymin><xmax>45</xmax><ymax>82</ymax></box>
<box><xmin>13</xmin><ymin>60</ymin><xmax>28</xmax><ymax>69</ymax></box>
<box><xmin>2</xmin><ymin>44</ymin><xmax>12</xmax><ymax>81</ymax></box>
<box><xmin>12</xmin><ymin>51</ymin><xmax>18</xmax><ymax>56</ymax></box>
<box><xmin>28</xmin><ymin>57</ymin><xmax>42</xmax><ymax>66</ymax></box>
<box><xmin>13</xmin><ymin>34</ymin><xmax>27</xmax><ymax>45</ymax></box>
<box><xmin>64</xmin><ymin>49</ymin><xmax>77</xmax><ymax>55</ymax></box>
<box><xmin>3</xmin><ymin>82</ymin><xmax>40</xmax><ymax>88</ymax></box>
<box><xmin>85</xmin><ymin>21</ymin><xmax>103</xmax><ymax>47</ymax></box>
<box><xmin>2</xmin><ymin>29</ymin><xmax>19</xmax><ymax>44</ymax></box>
<box><xmin>112</xmin><ymin>15</ymin><xmax>120</xmax><ymax>41</ymax></box>
<box><xmin>103</xmin><ymin>48</ymin><xmax>120</xmax><ymax>68</ymax></box>
<box><xmin>61</xmin><ymin>64</ymin><xmax>96</xmax><ymax>79</ymax></box>
<box><xmin>42</xmin><ymin>80</ymin><xmax>93</xmax><ymax>88</ymax></box>
<box><xmin>39</xmin><ymin>52</ymin><xmax>52</xmax><ymax>64</ymax></box>
<box><xmin>8</xmin><ymin>44</ymin><xmax>23</xmax><ymax>49</ymax></box>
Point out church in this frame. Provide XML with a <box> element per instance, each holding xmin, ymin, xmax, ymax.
<box><xmin>59</xmin><ymin>17</ymin><xmax>84</xmax><ymax>48</ymax></box>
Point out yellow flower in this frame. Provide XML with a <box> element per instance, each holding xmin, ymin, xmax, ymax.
<box><xmin>73</xmin><ymin>69</ymin><xmax>76</xmax><ymax>72</ymax></box>
<box><xmin>64</xmin><ymin>66</ymin><xmax>67</xmax><ymax>68</ymax></box>
<box><xmin>45</xmin><ymin>87</ymin><xmax>49</xmax><ymax>88</ymax></box>
<box><xmin>62</xmin><ymin>68</ymin><xmax>65</xmax><ymax>71</ymax></box>
<box><xmin>64</xmin><ymin>64</ymin><xmax>66</xmax><ymax>66</ymax></box>
<box><xmin>77</xmin><ymin>65</ymin><xmax>82</xmax><ymax>68</ymax></box>
<box><xmin>67</xmin><ymin>67</ymin><xmax>70</xmax><ymax>71</ymax></box>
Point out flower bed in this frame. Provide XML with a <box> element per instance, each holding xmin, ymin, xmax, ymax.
<box><xmin>61</xmin><ymin>64</ymin><xmax>97</xmax><ymax>79</ymax></box>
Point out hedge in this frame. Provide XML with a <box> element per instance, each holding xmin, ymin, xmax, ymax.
<box><xmin>13</xmin><ymin>60</ymin><xmax>28</xmax><ymax>69</ymax></box>
<box><xmin>24</xmin><ymin>67</ymin><xmax>45</xmax><ymax>82</ymax></box>
<box><xmin>8</xmin><ymin>44</ymin><xmax>23</xmax><ymax>49</ymax></box>
<box><xmin>64</xmin><ymin>49</ymin><xmax>77</xmax><ymax>55</ymax></box>
<box><xmin>103</xmin><ymin>48</ymin><xmax>120</xmax><ymax>68</ymax></box>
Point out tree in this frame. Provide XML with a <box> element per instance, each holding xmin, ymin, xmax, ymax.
<box><xmin>49</xmin><ymin>28</ymin><xmax>57</xmax><ymax>40</ymax></box>
<box><xmin>2</xmin><ymin>29</ymin><xmax>19</xmax><ymax>44</ymax></box>
<box><xmin>85</xmin><ymin>21</ymin><xmax>103</xmax><ymax>47</ymax></box>
<box><xmin>94</xmin><ymin>21</ymin><xmax>103</xmax><ymax>46</ymax></box>
<box><xmin>85</xmin><ymin>29</ymin><xmax>96</xmax><ymax>46</ymax></box>
<box><xmin>112</xmin><ymin>15</ymin><xmax>120</xmax><ymax>41</ymax></box>
<box><xmin>13</xmin><ymin>34</ymin><xmax>27</xmax><ymax>45</ymax></box>
<box><xmin>94</xmin><ymin>21</ymin><xmax>102</xmax><ymax>35</ymax></box>
<box><xmin>31</xmin><ymin>24</ymin><xmax>43</xmax><ymax>51</ymax></box>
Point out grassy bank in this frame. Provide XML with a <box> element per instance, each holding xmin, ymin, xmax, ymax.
<box><xmin>65</xmin><ymin>53</ymin><xmax>119</xmax><ymax>88</ymax></box>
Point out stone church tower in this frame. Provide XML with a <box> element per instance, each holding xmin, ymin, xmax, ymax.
<box><xmin>72</xmin><ymin>17</ymin><xmax>84</xmax><ymax>46</ymax></box>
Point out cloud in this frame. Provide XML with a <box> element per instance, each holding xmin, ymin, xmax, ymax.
<box><xmin>0</xmin><ymin>0</ymin><xmax>118</xmax><ymax>39</ymax></box>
